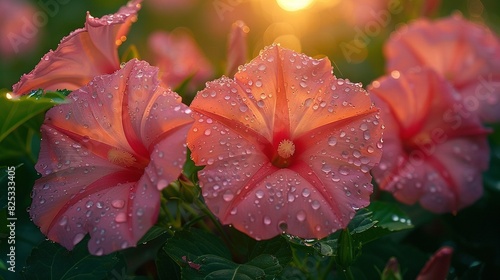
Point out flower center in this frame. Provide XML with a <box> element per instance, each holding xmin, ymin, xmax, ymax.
<box><xmin>272</xmin><ymin>139</ymin><xmax>295</xmax><ymax>168</ymax></box>
<box><xmin>108</xmin><ymin>148</ymin><xmax>137</xmax><ymax>167</ymax></box>
<box><xmin>277</xmin><ymin>139</ymin><xmax>295</xmax><ymax>158</ymax></box>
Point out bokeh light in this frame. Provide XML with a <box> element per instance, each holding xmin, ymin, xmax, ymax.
<box><xmin>276</xmin><ymin>0</ymin><xmax>315</xmax><ymax>11</ymax></box>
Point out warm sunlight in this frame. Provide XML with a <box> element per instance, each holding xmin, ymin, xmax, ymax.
<box><xmin>276</xmin><ymin>0</ymin><xmax>315</xmax><ymax>11</ymax></box>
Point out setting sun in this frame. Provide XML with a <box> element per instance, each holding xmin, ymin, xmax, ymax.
<box><xmin>276</xmin><ymin>0</ymin><xmax>315</xmax><ymax>11</ymax></box>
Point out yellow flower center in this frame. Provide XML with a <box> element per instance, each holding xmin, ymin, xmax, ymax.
<box><xmin>108</xmin><ymin>148</ymin><xmax>136</xmax><ymax>167</ymax></box>
<box><xmin>277</xmin><ymin>139</ymin><xmax>295</xmax><ymax>159</ymax></box>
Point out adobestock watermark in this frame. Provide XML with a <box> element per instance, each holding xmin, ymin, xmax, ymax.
<box><xmin>5</xmin><ymin>166</ymin><xmax>17</xmax><ymax>273</ymax></box>
<box><xmin>340</xmin><ymin>0</ymin><xmax>403</xmax><ymax>63</ymax></box>
<box><xmin>212</xmin><ymin>0</ymin><xmax>247</xmax><ymax>21</ymax></box>
<box><xmin>8</xmin><ymin>0</ymin><xmax>72</xmax><ymax>54</ymax></box>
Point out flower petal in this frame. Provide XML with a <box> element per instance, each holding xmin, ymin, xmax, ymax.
<box><xmin>147</xmin><ymin>30</ymin><xmax>213</xmax><ymax>90</ymax></box>
<box><xmin>31</xmin><ymin>59</ymin><xmax>192</xmax><ymax>255</ymax></box>
<box><xmin>385</xmin><ymin>14</ymin><xmax>500</xmax><ymax>122</ymax></box>
<box><xmin>188</xmin><ymin>45</ymin><xmax>383</xmax><ymax>240</ymax></box>
<box><xmin>12</xmin><ymin>0</ymin><xmax>142</xmax><ymax>96</ymax></box>
<box><xmin>416</xmin><ymin>246</ymin><xmax>453</xmax><ymax>280</ymax></box>
<box><xmin>369</xmin><ymin>68</ymin><xmax>490</xmax><ymax>213</ymax></box>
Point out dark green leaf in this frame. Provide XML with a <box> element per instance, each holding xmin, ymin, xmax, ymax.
<box><xmin>164</xmin><ymin>229</ymin><xmax>289</xmax><ymax>280</ymax></box>
<box><xmin>137</xmin><ymin>226</ymin><xmax>170</xmax><ymax>244</ymax></box>
<box><xmin>248</xmin><ymin>236</ymin><xmax>292</xmax><ymax>267</ymax></box>
<box><xmin>22</xmin><ymin>238</ymin><xmax>123</xmax><ymax>280</ymax></box>
<box><xmin>164</xmin><ymin>228</ymin><xmax>231</xmax><ymax>265</ymax></box>
<box><xmin>156</xmin><ymin>248</ymin><xmax>180</xmax><ymax>280</ymax></box>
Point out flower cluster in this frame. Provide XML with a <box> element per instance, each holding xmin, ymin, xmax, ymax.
<box><xmin>370</xmin><ymin>15</ymin><xmax>498</xmax><ymax>213</ymax></box>
<box><xmin>12</xmin><ymin>0</ymin><xmax>499</xmax><ymax>265</ymax></box>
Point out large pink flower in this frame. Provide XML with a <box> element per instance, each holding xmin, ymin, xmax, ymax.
<box><xmin>369</xmin><ymin>68</ymin><xmax>490</xmax><ymax>213</ymax></box>
<box><xmin>12</xmin><ymin>0</ymin><xmax>142</xmax><ymax>96</ymax></box>
<box><xmin>385</xmin><ymin>14</ymin><xmax>500</xmax><ymax>123</ymax></box>
<box><xmin>187</xmin><ymin>45</ymin><xmax>383</xmax><ymax>240</ymax></box>
<box><xmin>147</xmin><ymin>30</ymin><xmax>213</xmax><ymax>91</ymax></box>
<box><xmin>30</xmin><ymin>59</ymin><xmax>193</xmax><ymax>255</ymax></box>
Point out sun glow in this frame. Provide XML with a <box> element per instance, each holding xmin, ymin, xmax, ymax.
<box><xmin>276</xmin><ymin>0</ymin><xmax>315</xmax><ymax>11</ymax></box>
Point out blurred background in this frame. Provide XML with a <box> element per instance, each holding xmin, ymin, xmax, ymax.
<box><xmin>1</xmin><ymin>0</ymin><xmax>499</xmax><ymax>92</ymax></box>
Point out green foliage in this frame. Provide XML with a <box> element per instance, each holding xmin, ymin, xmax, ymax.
<box><xmin>21</xmin><ymin>239</ymin><xmax>125</xmax><ymax>280</ymax></box>
<box><xmin>164</xmin><ymin>228</ymin><xmax>291</xmax><ymax>279</ymax></box>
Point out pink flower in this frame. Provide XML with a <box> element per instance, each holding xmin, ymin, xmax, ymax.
<box><xmin>416</xmin><ymin>246</ymin><xmax>453</xmax><ymax>280</ymax></box>
<box><xmin>12</xmin><ymin>0</ymin><xmax>142</xmax><ymax>96</ymax></box>
<box><xmin>0</xmin><ymin>0</ymin><xmax>39</xmax><ymax>58</ymax></box>
<box><xmin>29</xmin><ymin>59</ymin><xmax>193</xmax><ymax>255</ymax></box>
<box><xmin>187</xmin><ymin>45</ymin><xmax>383</xmax><ymax>240</ymax></box>
<box><xmin>225</xmin><ymin>20</ymin><xmax>249</xmax><ymax>77</ymax></box>
<box><xmin>369</xmin><ymin>68</ymin><xmax>490</xmax><ymax>213</ymax></box>
<box><xmin>385</xmin><ymin>14</ymin><xmax>500</xmax><ymax>123</ymax></box>
<box><xmin>147</xmin><ymin>30</ymin><xmax>213</xmax><ymax>91</ymax></box>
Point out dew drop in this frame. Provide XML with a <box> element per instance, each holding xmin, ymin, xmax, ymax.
<box><xmin>239</xmin><ymin>104</ymin><xmax>249</xmax><ymax>112</ymax></box>
<box><xmin>296</xmin><ymin>210</ymin><xmax>306</xmax><ymax>222</ymax></box>
<box><xmin>328</xmin><ymin>137</ymin><xmax>337</xmax><ymax>146</ymax></box>
<box><xmin>302</xmin><ymin>188</ymin><xmax>311</xmax><ymax>198</ymax></box>
<box><xmin>73</xmin><ymin>233</ymin><xmax>85</xmax><ymax>245</ymax></box>
<box><xmin>115</xmin><ymin>212</ymin><xmax>127</xmax><ymax>223</ymax></box>
<box><xmin>223</xmin><ymin>191</ymin><xmax>234</xmax><ymax>202</ymax></box>
<box><xmin>59</xmin><ymin>216</ymin><xmax>68</xmax><ymax>226</ymax></box>
<box><xmin>112</xmin><ymin>199</ymin><xmax>125</xmax><ymax>209</ymax></box>
<box><xmin>263</xmin><ymin>216</ymin><xmax>272</xmax><ymax>225</ymax></box>
<box><xmin>311</xmin><ymin>200</ymin><xmax>321</xmax><ymax>210</ymax></box>
<box><xmin>255</xmin><ymin>190</ymin><xmax>264</xmax><ymax>199</ymax></box>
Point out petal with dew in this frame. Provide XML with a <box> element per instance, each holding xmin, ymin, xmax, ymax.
<box><xmin>12</xmin><ymin>0</ymin><xmax>142</xmax><ymax>96</ymax></box>
<box><xmin>188</xmin><ymin>45</ymin><xmax>383</xmax><ymax>240</ymax></box>
<box><xmin>30</xmin><ymin>59</ymin><xmax>193</xmax><ymax>255</ymax></box>
<box><xmin>369</xmin><ymin>67</ymin><xmax>490</xmax><ymax>213</ymax></box>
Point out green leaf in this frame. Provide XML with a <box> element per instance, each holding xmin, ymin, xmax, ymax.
<box><xmin>137</xmin><ymin>226</ymin><xmax>170</xmax><ymax>244</ymax></box>
<box><xmin>248</xmin><ymin>236</ymin><xmax>292</xmax><ymax>267</ymax></box>
<box><xmin>164</xmin><ymin>228</ymin><xmax>231</xmax><ymax>265</ymax></box>
<box><xmin>0</xmin><ymin>90</ymin><xmax>67</xmax><ymax>143</ymax></box>
<box><xmin>350</xmin><ymin>201</ymin><xmax>413</xmax><ymax>245</ymax></box>
<box><xmin>164</xmin><ymin>229</ymin><xmax>290</xmax><ymax>280</ymax></box>
<box><xmin>156</xmin><ymin>248</ymin><xmax>181</xmax><ymax>280</ymax></box>
<box><xmin>22</xmin><ymin>238</ymin><xmax>124</xmax><ymax>280</ymax></box>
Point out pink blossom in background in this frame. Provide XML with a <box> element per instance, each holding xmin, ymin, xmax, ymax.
<box><xmin>369</xmin><ymin>68</ymin><xmax>490</xmax><ymax>213</ymax></box>
<box><xmin>385</xmin><ymin>14</ymin><xmax>500</xmax><ymax>123</ymax></box>
<box><xmin>30</xmin><ymin>59</ymin><xmax>193</xmax><ymax>255</ymax></box>
<box><xmin>225</xmin><ymin>20</ymin><xmax>249</xmax><ymax>77</ymax></box>
<box><xmin>0</xmin><ymin>0</ymin><xmax>39</xmax><ymax>58</ymax></box>
<box><xmin>187</xmin><ymin>45</ymin><xmax>383</xmax><ymax>240</ymax></box>
<box><xmin>147</xmin><ymin>30</ymin><xmax>213</xmax><ymax>91</ymax></box>
<box><xmin>416</xmin><ymin>246</ymin><xmax>453</xmax><ymax>280</ymax></box>
<box><xmin>12</xmin><ymin>0</ymin><xmax>142</xmax><ymax>96</ymax></box>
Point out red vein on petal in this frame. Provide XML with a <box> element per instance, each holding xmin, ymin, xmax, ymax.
<box><xmin>221</xmin><ymin>162</ymin><xmax>277</xmax><ymax>221</ymax></box>
<box><xmin>122</xmin><ymin>77</ymin><xmax>150</xmax><ymax>160</ymax></box>
<box><xmin>425</xmin><ymin>155</ymin><xmax>460</xmax><ymax>211</ymax></box>
<box><xmin>295</xmin><ymin>107</ymin><xmax>379</xmax><ymax>142</ymax></box>
<box><xmin>47</xmin><ymin>169</ymin><xmax>142</xmax><ymax>235</ymax></box>
<box><xmin>273</xmin><ymin>46</ymin><xmax>291</xmax><ymax>140</ymax></box>
<box><xmin>192</xmin><ymin>108</ymin><xmax>271</xmax><ymax>148</ymax></box>
<box><xmin>291</xmin><ymin>160</ymin><xmax>344</xmax><ymax>225</ymax></box>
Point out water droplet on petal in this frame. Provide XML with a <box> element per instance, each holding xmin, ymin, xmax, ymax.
<box><xmin>115</xmin><ymin>212</ymin><xmax>127</xmax><ymax>223</ymax></box>
<box><xmin>302</xmin><ymin>188</ymin><xmax>311</xmax><ymax>198</ymax></box>
<box><xmin>263</xmin><ymin>216</ymin><xmax>272</xmax><ymax>225</ymax></box>
<box><xmin>73</xmin><ymin>233</ymin><xmax>85</xmax><ymax>245</ymax></box>
<box><xmin>296</xmin><ymin>210</ymin><xmax>306</xmax><ymax>222</ymax></box>
<box><xmin>311</xmin><ymin>200</ymin><xmax>321</xmax><ymax>210</ymax></box>
<box><xmin>112</xmin><ymin>199</ymin><xmax>125</xmax><ymax>209</ymax></box>
<box><xmin>223</xmin><ymin>191</ymin><xmax>234</xmax><ymax>202</ymax></box>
